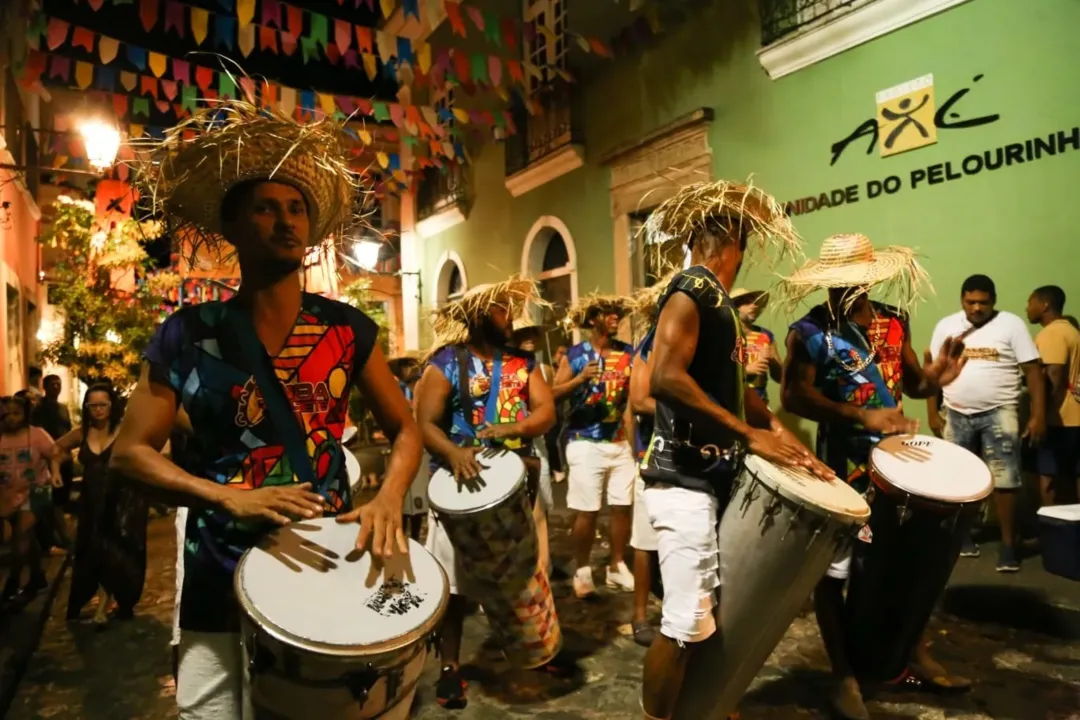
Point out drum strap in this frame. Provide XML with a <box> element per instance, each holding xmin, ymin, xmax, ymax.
<box><xmin>454</xmin><ymin>346</ymin><xmax>503</xmax><ymax>441</ymax></box>
<box><xmin>226</xmin><ymin>302</ymin><xmax>342</xmax><ymax>500</ymax></box>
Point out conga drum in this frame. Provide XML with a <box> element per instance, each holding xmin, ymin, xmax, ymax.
<box><xmin>428</xmin><ymin>449</ymin><xmax>562</xmax><ymax>669</ymax></box>
<box><xmin>235</xmin><ymin>518</ymin><xmax>448</xmax><ymax>719</ymax></box>
<box><xmin>674</xmin><ymin>455</ymin><xmax>870</xmax><ymax>720</ymax></box>
<box><xmin>844</xmin><ymin>434</ymin><xmax>992</xmax><ymax>683</ymax></box>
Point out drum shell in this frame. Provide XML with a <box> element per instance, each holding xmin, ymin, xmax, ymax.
<box><xmin>470</xmin><ymin>565</ymin><xmax>563</xmax><ymax>669</ymax></box>
<box><xmin>673</xmin><ymin>463</ymin><xmax>863</xmax><ymax>720</ymax></box>
<box><xmin>843</xmin><ymin>473</ymin><xmax>984</xmax><ymax>683</ymax></box>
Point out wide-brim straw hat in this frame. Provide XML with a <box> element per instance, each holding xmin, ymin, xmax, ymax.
<box><xmin>512</xmin><ymin>299</ymin><xmax>548</xmax><ymax>333</ymax></box>
<box><xmin>778</xmin><ymin>233</ymin><xmax>931</xmax><ymax>312</ymax></box>
<box><xmin>564</xmin><ymin>292</ymin><xmax>632</xmax><ymax>330</ymax></box>
<box><xmin>642</xmin><ymin>179</ymin><xmax>801</xmax><ymax>268</ymax></box>
<box><xmin>136</xmin><ymin>91</ymin><xmax>360</xmax><ymax>255</ymax></box>
<box><xmin>430</xmin><ymin>277</ymin><xmax>547</xmax><ymax>348</ymax></box>
<box><xmin>629</xmin><ymin>270</ymin><xmax>680</xmax><ymax>324</ymax></box>
<box><xmin>729</xmin><ymin>288</ymin><xmax>769</xmax><ymax>309</ymax></box>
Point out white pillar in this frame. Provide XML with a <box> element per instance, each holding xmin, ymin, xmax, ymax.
<box><xmin>399</xmin><ymin>192</ymin><xmax>421</xmax><ymax>352</ymax></box>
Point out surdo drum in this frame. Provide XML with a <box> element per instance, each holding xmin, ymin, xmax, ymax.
<box><xmin>427</xmin><ymin>449</ymin><xmax>562</xmax><ymax>669</ymax></box>
<box><xmin>235</xmin><ymin>518</ymin><xmax>448</xmax><ymax>719</ymax></box>
<box><xmin>674</xmin><ymin>454</ymin><xmax>871</xmax><ymax>720</ymax></box>
<box><xmin>844</xmin><ymin>434</ymin><xmax>992</xmax><ymax>683</ymax></box>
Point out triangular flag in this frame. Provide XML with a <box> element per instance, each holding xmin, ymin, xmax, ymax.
<box><xmin>466</xmin><ymin>6</ymin><xmax>484</xmax><ymax>31</ymax></box>
<box><xmin>191</xmin><ymin>8</ymin><xmax>209</xmax><ymax>45</ymax></box>
<box><xmin>127</xmin><ymin>45</ymin><xmax>148</xmax><ymax>71</ymax></box>
<box><xmin>299</xmin><ymin>90</ymin><xmax>315</xmax><ymax>115</ymax></box>
<box><xmin>219</xmin><ymin>73</ymin><xmax>236</xmax><ymax>98</ymax></box>
<box><xmin>507</xmin><ymin>59</ymin><xmax>524</xmax><ymax>85</ymax></box>
<box><xmin>484</xmin><ymin>11</ymin><xmax>502</xmax><ymax>47</ymax></box>
<box><xmin>454</xmin><ymin>51</ymin><xmax>470</xmax><ymax>82</ymax></box>
<box><xmin>416</xmin><ymin>42</ymin><xmax>432</xmax><ymax>74</ymax></box>
<box><xmin>318</xmin><ymin>93</ymin><xmax>336</xmax><ymax>115</ymax></box>
<box><xmin>99</xmin><ymin>36</ymin><xmax>119</xmax><ymax>64</ymax></box>
<box><xmin>112</xmin><ymin>94</ymin><xmax>128</xmax><ymax>119</ymax></box>
<box><xmin>215</xmin><ymin>16</ymin><xmax>237</xmax><ymax>50</ymax></box>
<box><xmin>326</xmin><ymin>44</ymin><xmax>341</xmax><ymax>65</ymax></box>
<box><xmin>358</xmin><ymin>128</ymin><xmax>372</xmax><ymax>145</ymax></box>
<box><xmin>132</xmin><ymin>97</ymin><xmax>150</xmax><ymax>119</ymax></box>
<box><xmin>355</xmin><ymin>26</ymin><xmax>373</xmax><ymax>54</ymax></box>
<box><xmin>501</xmin><ymin>17</ymin><xmax>518</xmax><ymax>51</ymax></box>
<box><xmin>342</xmin><ymin>50</ymin><xmax>359</xmax><ymax>69</ymax></box>
<box><xmin>334</xmin><ymin>19</ymin><xmax>352</xmax><ymax>52</ymax></box>
<box><xmin>88</xmin><ymin>0</ymin><xmax>105</xmax><ymax>9</ymax></box>
<box><xmin>238</xmin><ymin>24</ymin><xmax>255</xmax><ymax>56</ymax></box>
<box><xmin>279</xmin><ymin>86</ymin><xmax>297</xmax><ymax>116</ymax></box>
<box><xmin>139</xmin><ymin>0</ymin><xmax>159</xmax><ymax>31</ymax></box>
<box><xmin>140</xmin><ymin>75</ymin><xmax>158</xmax><ymax>98</ymax></box>
<box><xmin>309</xmin><ymin>13</ymin><xmax>329</xmax><ymax>50</ymax></box>
<box><xmin>376</xmin><ymin>151</ymin><xmax>389</xmax><ymax>168</ymax></box>
<box><xmin>588</xmin><ymin>37</ymin><xmax>612</xmax><ymax>58</ymax></box>
<box><xmin>372</xmin><ymin>102</ymin><xmax>389</xmax><ymax>122</ymax></box>
<box><xmin>575</xmin><ymin>34</ymin><xmax>592</xmax><ymax>54</ymax></box>
<box><xmin>402</xmin><ymin>0</ymin><xmax>419</xmax><ymax>21</ymax></box>
<box><xmin>237</xmin><ymin>0</ymin><xmax>255</xmax><ymax>28</ymax></box>
<box><xmin>362</xmin><ymin>53</ymin><xmax>377</xmax><ymax>80</ymax></box>
<box><xmin>396</xmin><ymin>37</ymin><xmax>414</xmax><ymax>63</ymax></box>
<box><xmin>452</xmin><ymin>108</ymin><xmax>469</xmax><ymax>124</ymax></box>
<box><xmin>287</xmin><ymin>5</ymin><xmax>303</xmax><ymax>35</ymax></box>
<box><xmin>263</xmin><ymin>0</ymin><xmax>283</xmax><ymax>28</ymax></box>
<box><xmin>259</xmin><ymin>27</ymin><xmax>278</xmax><ymax>53</ymax></box>
<box><xmin>446</xmin><ymin>3</ymin><xmax>466</xmax><ymax>36</ymax></box>
<box><xmin>48</xmin><ymin>55</ymin><xmax>71</xmax><ymax>82</ymax></box>
<box><xmin>488</xmin><ymin>56</ymin><xmax>501</xmax><ymax>86</ymax></box>
<box><xmin>280</xmin><ymin>33</ymin><xmax>298</xmax><ymax>56</ymax></box>
<box><xmin>160</xmin><ymin>78</ymin><xmax>178</xmax><ymax>100</ymax></box>
<box><xmin>195</xmin><ymin>66</ymin><xmax>214</xmax><ymax>90</ymax></box>
<box><xmin>375</xmin><ymin>31</ymin><xmax>394</xmax><ymax>63</ymax></box>
<box><xmin>300</xmin><ymin>37</ymin><xmax>319</xmax><ymax>63</ymax></box>
<box><xmin>470</xmin><ymin>54</ymin><xmax>488</xmax><ymax>85</ymax></box>
<box><xmin>164</xmin><ymin>1</ymin><xmax>186</xmax><ymax>36</ymax></box>
<box><xmin>46</xmin><ymin>18</ymin><xmax>69</xmax><ymax>51</ymax></box>
<box><xmin>236</xmin><ymin>77</ymin><xmax>253</xmax><ymax>102</ymax></box>
<box><xmin>149</xmin><ymin>52</ymin><xmax>167</xmax><ymax>78</ymax></box>
<box><xmin>155</xmin><ymin>99</ymin><xmax>171</xmax><ymax>113</ymax></box>
<box><xmin>181</xmin><ymin>85</ymin><xmax>197</xmax><ymax>113</ymax></box>
<box><xmin>71</xmin><ymin>27</ymin><xmax>95</xmax><ymax>52</ymax></box>
<box><xmin>379</xmin><ymin>0</ymin><xmax>395</xmax><ymax>19</ymax></box>
<box><xmin>120</xmin><ymin>71</ymin><xmax>137</xmax><ymax>91</ymax></box>
<box><xmin>172</xmin><ymin>59</ymin><xmax>190</xmax><ymax>85</ymax></box>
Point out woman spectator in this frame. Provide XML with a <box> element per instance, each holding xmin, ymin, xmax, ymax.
<box><xmin>54</xmin><ymin>384</ymin><xmax>148</xmax><ymax>627</ymax></box>
<box><xmin>0</xmin><ymin>395</ymin><xmax>56</xmax><ymax>607</ymax></box>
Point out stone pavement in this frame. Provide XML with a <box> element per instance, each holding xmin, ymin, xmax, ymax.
<box><xmin>8</xmin><ymin>488</ymin><xmax>1080</xmax><ymax>720</ymax></box>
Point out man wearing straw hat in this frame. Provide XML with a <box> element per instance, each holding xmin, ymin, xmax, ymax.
<box><xmin>638</xmin><ymin>180</ymin><xmax>835</xmax><ymax>720</ymax></box>
<box><xmin>552</xmin><ymin>293</ymin><xmax>638</xmax><ymax>599</ymax></box>
<box><xmin>111</xmin><ymin>96</ymin><xmax>423</xmax><ymax>718</ymax></box>
<box><xmin>414</xmin><ymin>279</ymin><xmax>559</xmax><ymax>709</ymax></box>
<box><xmin>730</xmin><ymin>288</ymin><xmax>783</xmax><ymax>404</ymax></box>
<box><xmin>779</xmin><ymin>233</ymin><xmax>968</xmax><ymax>720</ymax></box>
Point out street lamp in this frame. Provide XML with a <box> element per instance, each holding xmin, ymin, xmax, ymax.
<box><xmin>351</xmin><ymin>239</ymin><xmax>383</xmax><ymax>271</ymax></box>
<box><xmin>78</xmin><ymin>119</ymin><xmax>122</xmax><ymax>172</ymax></box>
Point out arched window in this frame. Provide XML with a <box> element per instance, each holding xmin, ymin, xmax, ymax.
<box><xmin>522</xmin><ymin>216</ymin><xmax>579</xmax><ymax>354</ymax></box>
<box><xmin>435</xmin><ymin>251</ymin><xmax>468</xmax><ymax>307</ymax></box>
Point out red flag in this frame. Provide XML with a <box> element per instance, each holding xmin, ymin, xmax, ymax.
<box><xmin>160</xmin><ymin>78</ymin><xmax>178</xmax><ymax>100</ymax></box>
<box><xmin>287</xmin><ymin>5</ymin><xmax>303</xmax><ymax>35</ymax></box>
<box><xmin>501</xmin><ymin>18</ymin><xmax>518</xmax><ymax>51</ymax></box>
<box><xmin>139</xmin><ymin>0</ymin><xmax>159</xmax><ymax>32</ymax></box>
<box><xmin>195</xmin><ymin>66</ymin><xmax>214</xmax><ymax>91</ymax></box>
<box><xmin>71</xmin><ymin>27</ymin><xmax>96</xmax><ymax>52</ymax></box>
<box><xmin>280</xmin><ymin>33</ymin><xmax>297</xmax><ymax>56</ymax></box>
<box><xmin>355</xmin><ymin>26</ymin><xmax>373</xmax><ymax>54</ymax></box>
<box><xmin>325</xmin><ymin>44</ymin><xmax>341</xmax><ymax>64</ymax></box>
<box><xmin>445</xmin><ymin>2</ymin><xmax>466</xmax><ymax>36</ymax></box>
<box><xmin>454</xmin><ymin>51</ymin><xmax>470</xmax><ymax>82</ymax></box>
<box><xmin>334</xmin><ymin>19</ymin><xmax>352</xmax><ymax>51</ymax></box>
<box><xmin>140</xmin><ymin>75</ymin><xmax>158</xmax><ymax>98</ymax></box>
<box><xmin>259</xmin><ymin>27</ymin><xmax>278</xmax><ymax>52</ymax></box>
<box><xmin>46</xmin><ymin>18</ymin><xmax>69</xmax><ymax>51</ymax></box>
<box><xmin>111</xmin><ymin>93</ymin><xmax>128</xmax><ymax>119</ymax></box>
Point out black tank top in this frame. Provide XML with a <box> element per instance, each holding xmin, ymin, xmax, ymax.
<box><xmin>641</xmin><ymin>266</ymin><xmax>747</xmax><ymax>496</ymax></box>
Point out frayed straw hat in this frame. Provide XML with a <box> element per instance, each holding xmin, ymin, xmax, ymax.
<box><xmin>431</xmin><ymin>277</ymin><xmax>546</xmax><ymax>348</ymax></box>
<box><xmin>629</xmin><ymin>270</ymin><xmax>680</xmax><ymax>324</ymax></box>
<box><xmin>512</xmin><ymin>299</ymin><xmax>548</xmax><ymax>333</ymax></box>
<box><xmin>564</xmin><ymin>292</ymin><xmax>632</xmax><ymax>330</ymax></box>
<box><xmin>778</xmin><ymin>233</ymin><xmax>931</xmax><ymax>312</ymax></box>
<box><xmin>134</xmin><ymin>90</ymin><xmax>362</xmax><ymax>256</ymax></box>
<box><xmin>729</xmin><ymin>288</ymin><xmax>769</xmax><ymax>309</ymax></box>
<box><xmin>642</xmin><ymin>179</ymin><xmax>801</xmax><ymax>267</ymax></box>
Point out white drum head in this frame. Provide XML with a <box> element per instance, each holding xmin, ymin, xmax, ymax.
<box><xmin>236</xmin><ymin>518</ymin><xmax>447</xmax><ymax>654</ymax></box>
<box><xmin>871</xmin><ymin>434</ymin><xmax>992</xmax><ymax>503</ymax></box>
<box><xmin>427</xmin><ymin>449</ymin><xmax>525</xmax><ymax>515</ymax></box>
<box><xmin>341</xmin><ymin>426</ymin><xmax>358</xmax><ymax>445</ymax></box>
<box><xmin>344</xmin><ymin>450</ymin><xmax>361</xmax><ymax>489</ymax></box>
<box><xmin>743</xmin><ymin>454</ymin><xmax>870</xmax><ymax>525</ymax></box>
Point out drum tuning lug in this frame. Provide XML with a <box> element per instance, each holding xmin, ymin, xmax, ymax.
<box><xmin>344</xmin><ymin>665</ymin><xmax>379</xmax><ymax>706</ymax></box>
<box><xmin>782</xmin><ymin>505</ymin><xmax>804</xmax><ymax>541</ymax></box>
<box><xmin>247</xmin><ymin>635</ymin><xmax>273</xmax><ymax>677</ymax></box>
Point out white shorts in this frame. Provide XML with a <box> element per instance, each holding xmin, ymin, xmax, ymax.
<box><xmin>535</xmin><ymin>436</ymin><xmax>553</xmax><ymax>514</ymax></box>
<box><xmin>173</xmin><ymin>507</ymin><xmax>188</xmax><ymax>647</ymax></box>
<box><xmin>566</xmin><ymin>439</ymin><xmax>636</xmax><ymax>512</ymax></box>
<box><xmin>177</xmin><ymin>630</ymin><xmax>250</xmax><ymax>719</ymax></box>
<box><xmin>630</xmin><ymin>474</ymin><xmax>658</xmax><ymax>552</ymax></box>
<box><xmin>644</xmin><ymin>484</ymin><xmax>722</xmax><ymax>644</ymax></box>
<box><xmin>826</xmin><ymin>524</ymin><xmax>873</xmax><ymax>580</ymax></box>
<box><xmin>424</xmin><ymin>511</ymin><xmax>463</xmax><ymax>595</ymax></box>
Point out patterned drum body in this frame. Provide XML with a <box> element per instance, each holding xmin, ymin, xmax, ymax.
<box><xmin>235</xmin><ymin>518</ymin><xmax>448</xmax><ymax>719</ymax></box>
<box><xmin>428</xmin><ymin>450</ymin><xmax>561</xmax><ymax>668</ymax></box>
<box><xmin>674</xmin><ymin>456</ymin><xmax>870</xmax><ymax>720</ymax></box>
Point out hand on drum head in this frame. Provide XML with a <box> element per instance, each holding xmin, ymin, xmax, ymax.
<box><xmin>748</xmin><ymin>428</ymin><xmax>835</xmax><ymax>480</ymax></box>
<box><xmin>263</xmin><ymin>523</ymin><xmax>340</xmax><ymax>573</ymax></box>
<box><xmin>447</xmin><ymin>446</ymin><xmax>488</xmax><ymax>491</ymax></box>
<box><xmin>880</xmin><ymin>440</ymin><xmax>933</xmax><ymax>464</ymax></box>
<box><xmin>336</xmin><ymin>489</ymin><xmax>409</xmax><ymax>558</ymax></box>
<box><xmin>220</xmin><ymin>483</ymin><xmax>325</xmax><ymax>525</ymax></box>
<box><xmin>860</xmin><ymin>408</ymin><xmax>919</xmax><ymax>436</ymax></box>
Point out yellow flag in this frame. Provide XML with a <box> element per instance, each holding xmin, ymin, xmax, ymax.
<box><xmin>99</xmin><ymin>36</ymin><xmax>119</xmax><ymax>64</ymax></box>
<box><xmin>149</xmin><ymin>52</ymin><xmax>167</xmax><ymax>78</ymax></box>
<box><xmin>120</xmin><ymin>71</ymin><xmax>137</xmax><ymax>91</ymax></box>
<box><xmin>237</xmin><ymin>0</ymin><xmax>255</xmax><ymax>28</ymax></box>
<box><xmin>129</xmin><ymin>125</ymin><xmax>144</xmax><ymax>138</ymax></box>
<box><xmin>362</xmin><ymin>53</ymin><xmax>378</xmax><ymax>81</ymax></box>
<box><xmin>238</xmin><ymin>24</ymin><xmax>255</xmax><ymax>57</ymax></box>
<box><xmin>453</xmin><ymin>108</ymin><xmax>470</xmax><ymax>124</ymax></box>
<box><xmin>416</xmin><ymin>43</ymin><xmax>432</xmax><ymax>74</ymax></box>
<box><xmin>75</xmin><ymin>61</ymin><xmax>94</xmax><ymax>89</ymax></box>
<box><xmin>380</xmin><ymin>0</ymin><xmax>395</xmax><ymax>18</ymax></box>
<box><xmin>359</xmin><ymin>128</ymin><xmax>373</xmax><ymax>145</ymax></box>
<box><xmin>318</xmin><ymin>93</ymin><xmax>337</xmax><ymax>115</ymax></box>
<box><xmin>376</xmin><ymin>151</ymin><xmax>389</xmax><ymax>169</ymax></box>
<box><xmin>191</xmin><ymin>8</ymin><xmax>209</xmax><ymax>46</ymax></box>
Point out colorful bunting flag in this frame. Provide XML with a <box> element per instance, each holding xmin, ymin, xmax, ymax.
<box><xmin>237</xmin><ymin>0</ymin><xmax>256</xmax><ymax>29</ymax></box>
<box><xmin>259</xmin><ymin>27</ymin><xmax>278</xmax><ymax>52</ymax></box>
<box><xmin>46</xmin><ymin>18</ymin><xmax>69</xmax><ymax>51</ymax></box>
<box><xmin>164</xmin><ymin>1</ymin><xmax>185</xmax><ymax>36</ymax></box>
<box><xmin>99</xmin><ymin>36</ymin><xmax>119</xmax><ymax>64</ymax></box>
<box><xmin>148</xmin><ymin>52</ymin><xmax>167</xmax><ymax>78</ymax></box>
<box><xmin>72</xmin><ymin>26</ymin><xmax>95</xmax><ymax>52</ymax></box>
<box><xmin>238</xmin><ymin>24</ymin><xmax>255</xmax><ymax>56</ymax></box>
<box><xmin>191</xmin><ymin>8</ymin><xmax>209</xmax><ymax>45</ymax></box>
<box><xmin>263</xmin><ymin>0</ymin><xmax>283</xmax><ymax>28</ymax></box>
<box><xmin>138</xmin><ymin>0</ymin><xmax>158</xmax><ymax>31</ymax></box>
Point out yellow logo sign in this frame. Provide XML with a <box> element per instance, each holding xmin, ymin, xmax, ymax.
<box><xmin>876</xmin><ymin>74</ymin><xmax>938</xmax><ymax>158</ymax></box>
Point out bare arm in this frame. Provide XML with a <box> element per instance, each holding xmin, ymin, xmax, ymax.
<box><xmin>356</xmin><ymin>346</ymin><xmax>423</xmax><ymax>503</ymax></box>
<box><xmin>649</xmin><ymin>293</ymin><xmax>754</xmax><ymax>441</ymax></box>
<box><xmin>552</xmin><ymin>355</ymin><xmax>585</xmax><ymax>400</ymax></box>
<box><xmin>781</xmin><ymin>331</ymin><xmax>865</xmax><ymax>426</ymax></box>
<box><xmin>1046</xmin><ymin>363</ymin><xmax>1068</xmax><ymax>414</ymax></box>
<box><xmin>415</xmin><ymin>366</ymin><xmax>463</xmax><ymax>463</ymax></box>
<box><xmin>629</xmin><ymin>350</ymin><xmax>655</xmax><ymax>416</ymax></box>
<box><xmin>520</xmin><ymin>365</ymin><xmax>556</xmax><ymax>438</ymax></box>
<box><xmin>744</xmin><ymin>386</ymin><xmax>776</xmax><ymax>430</ymax></box>
<box><xmin>768</xmin><ymin>339</ymin><xmax>783</xmax><ymax>384</ymax></box>
<box><xmin>1023</xmin><ymin>361</ymin><xmax>1047</xmax><ymax>440</ymax></box>
<box><xmin>49</xmin><ymin>428</ymin><xmax>83</xmax><ymax>480</ymax></box>
<box><xmin>900</xmin><ymin>337</ymin><xmax>940</xmax><ymax>399</ymax></box>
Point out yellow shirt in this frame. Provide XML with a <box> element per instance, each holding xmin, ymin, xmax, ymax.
<box><xmin>1035</xmin><ymin>318</ymin><xmax>1080</xmax><ymax>427</ymax></box>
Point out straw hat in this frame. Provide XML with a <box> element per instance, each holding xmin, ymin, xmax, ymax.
<box><xmin>136</xmin><ymin>91</ymin><xmax>361</xmax><ymax>255</ymax></box>
<box><xmin>729</xmin><ymin>288</ymin><xmax>768</xmax><ymax>308</ymax></box>
<box><xmin>628</xmin><ymin>270</ymin><xmax>680</xmax><ymax>324</ymax></box>
<box><xmin>512</xmin><ymin>299</ymin><xmax>548</xmax><ymax>333</ymax></box>
<box><xmin>430</xmin><ymin>277</ymin><xmax>547</xmax><ymax>348</ymax></box>
<box><xmin>778</xmin><ymin>233</ymin><xmax>931</xmax><ymax>312</ymax></box>
<box><xmin>564</xmin><ymin>292</ymin><xmax>632</xmax><ymax>330</ymax></box>
<box><xmin>642</xmin><ymin>179</ymin><xmax>801</xmax><ymax>267</ymax></box>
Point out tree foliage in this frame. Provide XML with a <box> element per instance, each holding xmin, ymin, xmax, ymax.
<box><xmin>38</xmin><ymin>196</ymin><xmax>178</xmax><ymax>391</ymax></box>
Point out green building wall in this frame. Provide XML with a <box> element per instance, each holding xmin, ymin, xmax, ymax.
<box><xmin>418</xmin><ymin>0</ymin><xmax>1080</xmax><ymax>425</ymax></box>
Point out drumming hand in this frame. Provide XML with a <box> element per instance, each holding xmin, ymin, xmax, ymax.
<box><xmin>860</xmin><ymin>408</ymin><xmax>918</xmax><ymax>436</ymax></box>
<box><xmin>770</xmin><ymin>424</ymin><xmax>837</xmax><ymax>481</ymax></box>
<box><xmin>747</xmin><ymin>428</ymin><xmax>814</xmax><ymax>471</ymax></box>
<box><xmin>448</xmin><ymin>446</ymin><xmax>485</xmax><ymax>487</ymax></box>
<box><xmin>220</xmin><ymin>483</ymin><xmax>325</xmax><ymax>526</ymax></box>
<box><xmin>925</xmin><ymin>337</ymin><xmax>968</xmax><ymax>388</ymax></box>
<box><xmin>337</xmin><ymin>489</ymin><xmax>408</xmax><ymax>558</ymax></box>
<box><xmin>477</xmin><ymin>423</ymin><xmax>520</xmax><ymax>441</ymax></box>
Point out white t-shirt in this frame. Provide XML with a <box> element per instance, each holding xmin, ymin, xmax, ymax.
<box><xmin>930</xmin><ymin>310</ymin><xmax>1039</xmax><ymax>415</ymax></box>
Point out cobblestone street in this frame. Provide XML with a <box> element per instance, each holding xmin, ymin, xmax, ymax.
<box><xmin>7</xmin><ymin>493</ymin><xmax>1080</xmax><ymax>720</ymax></box>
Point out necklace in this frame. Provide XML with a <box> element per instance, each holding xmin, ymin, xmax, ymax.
<box><xmin>825</xmin><ymin>310</ymin><xmax>883</xmax><ymax>375</ymax></box>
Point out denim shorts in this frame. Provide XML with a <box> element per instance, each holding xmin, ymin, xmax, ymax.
<box><xmin>944</xmin><ymin>405</ymin><xmax>1021</xmax><ymax>490</ymax></box>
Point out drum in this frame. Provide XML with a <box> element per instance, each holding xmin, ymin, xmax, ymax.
<box><xmin>674</xmin><ymin>455</ymin><xmax>870</xmax><ymax>720</ymax></box>
<box><xmin>235</xmin><ymin>518</ymin><xmax>448</xmax><ymax>719</ymax></box>
<box><xmin>342</xmin><ymin>426</ymin><xmax>359</xmax><ymax>445</ymax></box>
<box><xmin>345</xmin><ymin>450</ymin><xmax>362</xmax><ymax>498</ymax></box>
<box><xmin>428</xmin><ymin>449</ymin><xmax>561</xmax><ymax>669</ymax></box>
<box><xmin>844</xmin><ymin>434</ymin><xmax>992</xmax><ymax>683</ymax></box>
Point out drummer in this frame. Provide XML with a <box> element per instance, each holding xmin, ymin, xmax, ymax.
<box><xmin>413</xmin><ymin>278</ymin><xmax>558</xmax><ymax>710</ymax></box>
<box><xmin>778</xmin><ymin>233</ymin><xmax>968</xmax><ymax>720</ymax></box>
<box><xmin>109</xmin><ymin>97</ymin><xmax>423</xmax><ymax>719</ymax></box>
<box><xmin>638</xmin><ymin>180</ymin><xmax>833</xmax><ymax>720</ymax></box>
<box><xmin>389</xmin><ymin>355</ymin><xmax>427</xmax><ymax>540</ymax></box>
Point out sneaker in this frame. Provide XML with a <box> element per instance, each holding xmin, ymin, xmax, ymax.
<box><xmin>435</xmin><ymin>665</ymin><xmax>468</xmax><ymax>709</ymax></box>
<box><xmin>996</xmin><ymin>545</ymin><xmax>1020</xmax><ymax>573</ymax></box>
<box><xmin>606</xmin><ymin>562</ymin><xmax>635</xmax><ymax>592</ymax></box>
<box><xmin>573</xmin><ymin>566</ymin><xmax>597</xmax><ymax>598</ymax></box>
<box><xmin>959</xmin><ymin>536</ymin><xmax>980</xmax><ymax>558</ymax></box>
<box><xmin>632</xmin><ymin>620</ymin><xmax>656</xmax><ymax>648</ymax></box>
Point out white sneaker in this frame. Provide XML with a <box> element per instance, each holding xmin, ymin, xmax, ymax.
<box><xmin>606</xmin><ymin>562</ymin><xmax>635</xmax><ymax>592</ymax></box>
<box><xmin>573</xmin><ymin>566</ymin><xmax>597</xmax><ymax>598</ymax></box>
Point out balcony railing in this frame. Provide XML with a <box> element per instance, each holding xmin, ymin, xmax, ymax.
<box><xmin>2</xmin><ymin>70</ymin><xmax>41</xmax><ymax>201</ymax></box>
<box><xmin>759</xmin><ymin>0</ymin><xmax>869</xmax><ymax>45</ymax></box>
<box><xmin>505</xmin><ymin>77</ymin><xmax>583</xmax><ymax>177</ymax></box>
<box><xmin>416</xmin><ymin>164</ymin><xmax>466</xmax><ymax>222</ymax></box>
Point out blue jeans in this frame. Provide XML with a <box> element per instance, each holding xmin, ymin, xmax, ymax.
<box><xmin>944</xmin><ymin>406</ymin><xmax>1021</xmax><ymax>490</ymax></box>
